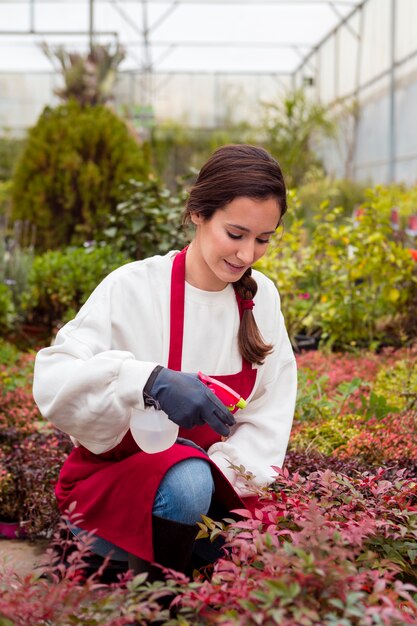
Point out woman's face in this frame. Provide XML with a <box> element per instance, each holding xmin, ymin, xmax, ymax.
<box><xmin>186</xmin><ymin>195</ymin><xmax>281</xmax><ymax>291</ymax></box>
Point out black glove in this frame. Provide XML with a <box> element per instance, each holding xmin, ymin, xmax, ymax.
<box><xmin>143</xmin><ymin>366</ymin><xmax>236</xmax><ymax>437</ymax></box>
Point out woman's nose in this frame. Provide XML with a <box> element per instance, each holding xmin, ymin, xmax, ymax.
<box><xmin>236</xmin><ymin>240</ymin><xmax>255</xmax><ymax>264</ymax></box>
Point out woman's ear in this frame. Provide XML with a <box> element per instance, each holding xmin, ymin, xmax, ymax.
<box><xmin>190</xmin><ymin>212</ymin><xmax>204</xmax><ymax>226</ymax></box>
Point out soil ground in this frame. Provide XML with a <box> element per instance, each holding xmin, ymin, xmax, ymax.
<box><xmin>0</xmin><ymin>538</ymin><xmax>49</xmax><ymax>577</ymax></box>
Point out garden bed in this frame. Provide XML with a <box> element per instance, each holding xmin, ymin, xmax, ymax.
<box><xmin>0</xmin><ymin>340</ymin><xmax>416</xmax><ymax>624</ymax></box>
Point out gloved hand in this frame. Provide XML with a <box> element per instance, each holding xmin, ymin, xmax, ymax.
<box><xmin>143</xmin><ymin>366</ymin><xmax>236</xmax><ymax>436</ymax></box>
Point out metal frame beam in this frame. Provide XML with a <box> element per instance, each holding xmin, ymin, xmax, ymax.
<box><xmin>0</xmin><ymin>0</ymin><xmax>360</xmax><ymax>4</ymax></box>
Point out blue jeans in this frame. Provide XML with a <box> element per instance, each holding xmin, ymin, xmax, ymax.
<box><xmin>69</xmin><ymin>457</ymin><xmax>215</xmax><ymax>561</ymax></box>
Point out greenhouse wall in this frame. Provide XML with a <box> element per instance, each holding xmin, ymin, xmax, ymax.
<box><xmin>114</xmin><ymin>71</ymin><xmax>291</xmax><ymax>129</ymax></box>
<box><xmin>295</xmin><ymin>0</ymin><xmax>417</xmax><ymax>185</ymax></box>
<box><xmin>0</xmin><ymin>73</ymin><xmax>61</xmax><ymax>135</ymax></box>
<box><xmin>0</xmin><ymin>69</ymin><xmax>290</xmax><ymax>133</ymax></box>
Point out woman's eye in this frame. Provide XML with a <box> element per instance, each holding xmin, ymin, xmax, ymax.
<box><xmin>227</xmin><ymin>232</ymin><xmax>242</xmax><ymax>240</ymax></box>
<box><xmin>256</xmin><ymin>238</ymin><xmax>270</xmax><ymax>245</ymax></box>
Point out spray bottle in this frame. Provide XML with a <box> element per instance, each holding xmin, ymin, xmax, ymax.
<box><xmin>130</xmin><ymin>372</ymin><xmax>246</xmax><ymax>454</ymax></box>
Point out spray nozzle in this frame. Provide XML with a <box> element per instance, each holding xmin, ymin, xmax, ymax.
<box><xmin>198</xmin><ymin>371</ymin><xmax>247</xmax><ymax>411</ymax></box>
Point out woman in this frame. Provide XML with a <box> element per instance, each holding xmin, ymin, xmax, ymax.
<box><xmin>33</xmin><ymin>144</ymin><xmax>297</xmax><ymax>577</ymax></box>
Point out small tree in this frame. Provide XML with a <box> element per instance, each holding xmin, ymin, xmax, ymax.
<box><xmin>261</xmin><ymin>89</ymin><xmax>335</xmax><ymax>187</ymax></box>
<box><xmin>12</xmin><ymin>101</ymin><xmax>147</xmax><ymax>249</ymax></box>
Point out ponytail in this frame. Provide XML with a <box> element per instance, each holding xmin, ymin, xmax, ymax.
<box><xmin>234</xmin><ymin>269</ymin><xmax>273</xmax><ymax>365</ymax></box>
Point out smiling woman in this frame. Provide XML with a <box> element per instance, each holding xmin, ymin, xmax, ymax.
<box><xmin>33</xmin><ymin>143</ymin><xmax>297</xmax><ymax>580</ymax></box>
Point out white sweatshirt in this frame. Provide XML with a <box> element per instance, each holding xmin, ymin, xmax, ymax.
<box><xmin>33</xmin><ymin>251</ymin><xmax>297</xmax><ymax>497</ymax></box>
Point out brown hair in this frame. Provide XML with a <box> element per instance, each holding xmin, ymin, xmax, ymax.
<box><xmin>184</xmin><ymin>144</ymin><xmax>287</xmax><ymax>365</ymax></box>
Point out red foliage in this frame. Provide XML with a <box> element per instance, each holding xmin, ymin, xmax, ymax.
<box><xmin>295</xmin><ymin>347</ymin><xmax>407</xmax><ymax>394</ymax></box>
<box><xmin>337</xmin><ymin>410</ymin><xmax>417</xmax><ymax>464</ymax></box>
<box><xmin>177</xmin><ymin>468</ymin><xmax>417</xmax><ymax>625</ymax></box>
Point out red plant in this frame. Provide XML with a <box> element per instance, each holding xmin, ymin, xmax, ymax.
<box><xmin>295</xmin><ymin>347</ymin><xmax>409</xmax><ymax>395</ymax></box>
<box><xmin>176</xmin><ymin>468</ymin><xmax>417</xmax><ymax>625</ymax></box>
<box><xmin>337</xmin><ymin>409</ymin><xmax>417</xmax><ymax>464</ymax></box>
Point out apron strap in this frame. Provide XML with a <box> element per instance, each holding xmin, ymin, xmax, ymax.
<box><xmin>168</xmin><ymin>248</ymin><xmax>187</xmax><ymax>371</ymax></box>
<box><xmin>168</xmin><ymin>247</ymin><xmax>252</xmax><ymax>372</ymax></box>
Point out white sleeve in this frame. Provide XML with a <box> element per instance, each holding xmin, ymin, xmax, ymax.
<box><xmin>33</xmin><ymin>276</ymin><xmax>158</xmax><ymax>454</ymax></box>
<box><xmin>208</xmin><ymin>290</ymin><xmax>297</xmax><ymax>497</ymax></box>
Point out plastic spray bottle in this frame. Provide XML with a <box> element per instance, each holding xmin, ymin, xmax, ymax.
<box><xmin>129</xmin><ymin>371</ymin><xmax>247</xmax><ymax>454</ymax></box>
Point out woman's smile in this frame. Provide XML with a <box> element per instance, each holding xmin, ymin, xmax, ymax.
<box><xmin>224</xmin><ymin>259</ymin><xmax>247</xmax><ymax>273</ymax></box>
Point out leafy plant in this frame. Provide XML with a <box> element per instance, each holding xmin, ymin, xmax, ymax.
<box><xmin>0</xmin><ymin>134</ymin><xmax>24</xmax><ymax>182</ymax></box>
<box><xmin>11</xmin><ymin>101</ymin><xmax>148</xmax><ymax>250</ymax></box>
<box><xmin>177</xmin><ymin>468</ymin><xmax>417</xmax><ymax>625</ymax></box>
<box><xmin>0</xmin><ymin>180</ymin><xmax>12</xmax><ymax>217</ymax></box>
<box><xmin>292</xmin><ymin>348</ymin><xmax>417</xmax><ymax>461</ymax></box>
<box><xmin>0</xmin><ymin>284</ymin><xmax>15</xmax><ymax>335</ymax></box>
<box><xmin>21</xmin><ymin>244</ymin><xmax>131</xmax><ymax>330</ymax></box>
<box><xmin>1</xmin><ymin>431</ymin><xmax>72</xmax><ymax>535</ymax></box>
<box><xmin>0</xmin><ymin>515</ymin><xmax>176</xmax><ymax>625</ymax></box>
<box><xmin>0</xmin><ymin>348</ymin><xmax>71</xmax><ymax>532</ymax></box>
<box><xmin>296</xmin><ymin>170</ymin><xmax>366</xmax><ymax>229</ymax></box>
<box><xmin>1</xmin><ymin>343</ymin><xmax>417</xmax><ymax>623</ymax></box>
<box><xmin>99</xmin><ymin>175</ymin><xmax>190</xmax><ymax>259</ymax></box>
<box><xmin>258</xmin><ymin>191</ymin><xmax>417</xmax><ymax>350</ymax></box>
<box><xmin>0</xmin><ymin>217</ymin><xmax>35</xmax><ymax>334</ymax></box>
<box><xmin>373</xmin><ymin>357</ymin><xmax>417</xmax><ymax>412</ymax></box>
<box><xmin>0</xmin><ymin>343</ymin><xmax>37</xmax><ymax>392</ymax></box>
<box><xmin>261</xmin><ymin>89</ymin><xmax>335</xmax><ymax>187</ymax></box>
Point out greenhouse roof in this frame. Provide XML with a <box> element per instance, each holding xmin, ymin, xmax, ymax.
<box><xmin>1</xmin><ymin>0</ymin><xmax>363</xmax><ymax>75</ymax></box>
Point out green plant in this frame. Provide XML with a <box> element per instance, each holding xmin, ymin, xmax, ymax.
<box><xmin>0</xmin><ymin>285</ymin><xmax>15</xmax><ymax>335</ymax></box>
<box><xmin>0</xmin><ymin>181</ymin><xmax>12</xmax><ymax>217</ymax></box>
<box><xmin>0</xmin><ymin>134</ymin><xmax>25</xmax><ymax>182</ymax></box>
<box><xmin>100</xmin><ymin>175</ymin><xmax>190</xmax><ymax>259</ymax></box>
<box><xmin>147</xmin><ymin>119</ymin><xmax>258</xmax><ymax>188</ymax></box>
<box><xmin>21</xmin><ymin>244</ymin><xmax>131</xmax><ymax>330</ymax></box>
<box><xmin>296</xmin><ymin>171</ymin><xmax>366</xmax><ymax>230</ymax></box>
<box><xmin>0</xmin><ymin>219</ymin><xmax>35</xmax><ymax>319</ymax></box>
<box><xmin>373</xmin><ymin>358</ymin><xmax>417</xmax><ymax>412</ymax></box>
<box><xmin>11</xmin><ymin>101</ymin><xmax>147</xmax><ymax>250</ymax></box>
<box><xmin>261</xmin><ymin>89</ymin><xmax>335</xmax><ymax>187</ymax></box>
<box><xmin>258</xmin><ymin>190</ymin><xmax>417</xmax><ymax>350</ymax></box>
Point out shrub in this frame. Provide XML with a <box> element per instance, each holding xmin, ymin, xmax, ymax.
<box><xmin>258</xmin><ymin>193</ymin><xmax>417</xmax><ymax>350</ymax></box>
<box><xmin>337</xmin><ymin>410</ymin><xmax>417</xmax><ymax>466</ymax></box>
<box><xmin>2</xmin><ymin>431</ymin><xmax>72</xmax><ymax>535</ymax></box>
<box><xmin>11</xmin><ymin>101</ymin><xmax>148</xmax><ymax>250</ymax></box>
<box><xmin>0</xmin><ymin>284</ymin><xmax>16</xmax><ymax>334</ymax></box>
<box><xmin>0</xmin><ymin>180</ymin><xmax>12</xmax><ymax>216</ymax></box>
<box><xmin>0</xmin><ymin>517</ymin><xmax>174</xmax><ymax>625</ymax></box>
<box><xmin>373</xmin><ymin>357</ymin><xmax>417</xmax><ymax>411</ymax></box>
<box><xmin>0</xmin><ymin>134</ymin><xmax>24</xmax><ymax>181</ymax></box>
<box><xmin>296</xmin><ymin>172</ymin><xmax>366</xmax><ymax>228</ymax></box>
<box><xmin>177</xmin><ymin>468</ymin><xmax>417</xmax><ymax>624</ymax></box>
<box><xmin>291</xmin><ymin>411</ymin><xmax>360</xmax><ymax>456</ymax></box>
<box><xmin>0</xmin><ymin>348</ymin><xmax>71</xmax><ymax>533</ymax></box>
<box><xmin>261</xmin><ymin>89</ymin><xmax>335</xmax><ymax>188</ymax></box>
<box><xmin>292</xmin><ymin>347</ymin><xmax>417</xmax><ymax>461</ymax></box>
<box><xmin>0</xmin><ymin>218</ymin><xmax>36</xmax><ymax>319</ymax></box>
<box><xmin>99</xmin><ymin>175</ymin><xmax>190</xmax><ymax>259</ymax></box>
<box><xmin>0</xmin><ymin>343</ymin><xmax>36</xmax><ymax>392</ymax></box>
<box><xmin>21</xmin><ymin>244</ymin><xmax>131</xmax><ymax>330</ymax></box>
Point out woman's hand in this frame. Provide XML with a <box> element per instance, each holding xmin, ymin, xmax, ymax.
<box><xmin>143</xmin><ymin>366</ymin><xmax>236</xmax><ymax>436</ymax></box>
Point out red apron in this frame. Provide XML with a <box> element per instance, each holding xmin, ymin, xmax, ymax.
<box><xmin>55</xmin><ymin>248</ymin><xmax>257</xmax><ymax>561</ymax></box>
